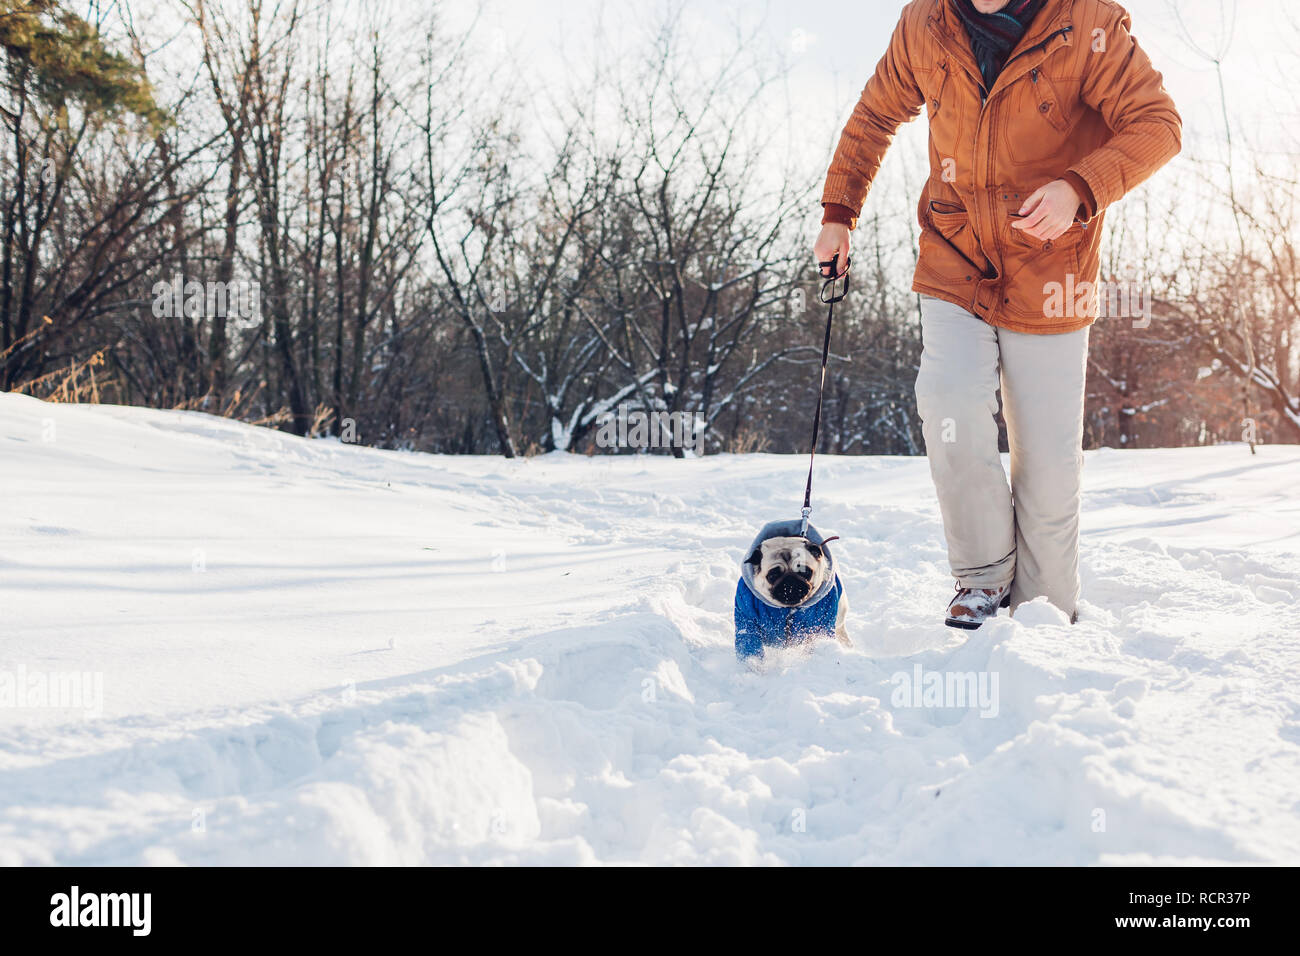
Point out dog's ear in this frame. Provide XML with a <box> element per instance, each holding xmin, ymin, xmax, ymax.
<box><xmin>745</xmin><ymin>547</ymin><xmax>763</xmax><ymax>567</ymax></box>
<box><xmin>805</xmin><ymin>535</ymin><xmax>839</xmax><ymax>560</ymax></box>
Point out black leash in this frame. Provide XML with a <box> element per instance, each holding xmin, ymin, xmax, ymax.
<box><xmin>801</xmin><ymin>253</ymin><xmax>850</xmax><ymax>538</ymax></box>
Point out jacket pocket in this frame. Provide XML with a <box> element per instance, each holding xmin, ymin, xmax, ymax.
<box><xmin>1005</xmin><ymin>211</ymin><xmax>1089</xmax><ymax>255</ymax></box>
<box><xmin>925</xmin><ymin>63</ymin><xmax>965</xmax><ymax>158</ymax></box>
<box><xmin>917</xmin><ymin>199</ymin><xmax>981</xmax><ymax>284</ymax></box>
<box><xmin>999</xmin><ymin>202</ymin><xmax>1092</xmax><ymax>322</ymax></box>
<box><xmin>925</xmin><ymin>63</ymin><xmax>950</xmax><ymax>118</ymax></box>
<box><xmin>927</xmin><ymin>199</ymin><xmax>968</xmax><ymax>240</ymax></box>
<box><xmin>1003</xmin><ymin>69</ymin><xmax>1072</xmax><ymax>167</ymax></box>
<box><xmin>1029</xmin><ymin>68</ymin><xmax>1070</xmax><ymax>133</ymax></box>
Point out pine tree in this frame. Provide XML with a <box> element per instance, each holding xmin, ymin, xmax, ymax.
<box><xmin>0</xmin><ymin>0</ymin><xmax>162</xmax><ymax>123</ymax></box>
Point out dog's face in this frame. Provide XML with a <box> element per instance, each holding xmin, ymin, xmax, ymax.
<box><xmin>746</xmin><ymin>536</ymin><xmax>835</xmax><ymax>607</ymax></box>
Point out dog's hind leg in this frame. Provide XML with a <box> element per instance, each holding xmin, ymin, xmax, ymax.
<box><xmin>835</xmin><ymin>593</ymin><xmax>852</xmax><ymax>647</ymax></box>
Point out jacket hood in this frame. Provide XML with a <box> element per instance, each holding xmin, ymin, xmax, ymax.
<box><xmin>739</xmin><ymin>518</ymin><xmax>838</xmax><ymax>610</ymax></box>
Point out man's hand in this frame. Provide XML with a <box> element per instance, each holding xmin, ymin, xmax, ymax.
<box><xmin>1011</xmin><ymin>179</ymin><xmax>1082</xmax><ymax>241</ymax></box>
<box><xmin>813</xmin><ymin>223</ymin><xmax>851</xmax><ymax>277</ymax></box>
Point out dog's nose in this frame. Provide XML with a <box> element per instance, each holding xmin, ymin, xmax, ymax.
<box><xmin>773</xmin><ymin>575</ymin><xmax>810</xmax><ymax>606</ymax></box>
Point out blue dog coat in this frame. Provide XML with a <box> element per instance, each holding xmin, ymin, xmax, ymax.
<box><xmin>735</xmin><ymin>519</ymin><xmax>843</xmax><ymax>661</ymax></box>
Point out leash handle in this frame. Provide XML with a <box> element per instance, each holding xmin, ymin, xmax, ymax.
<box><xmin>818</xmin><ymin>254</ymin><xmax>851</xmax><ymax>301</ymax></box>
<box><xmin>802</xmin><ymin>255</ymin><xmax>850</xmax><ymax>535</ymax></box>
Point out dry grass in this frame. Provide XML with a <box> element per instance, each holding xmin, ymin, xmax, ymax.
<box><xmin>11</xmin><ymin>351</ymin><xmax>111</xmax><ymax>404</ymax></box>
<box><xmin>724</xmin><ymin>424</ymin><xmax>771</xmax><ymax>454</ymax></box>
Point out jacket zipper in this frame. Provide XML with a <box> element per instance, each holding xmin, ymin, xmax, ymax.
<box><xmin>1001</xmin><ymin>26</ymin><xmax>1073</xmax><ymax>78</ymax></box>
<box><xmin>971</xmin><ymin>25</ymin><xmax>1073</xmax><ymax>308</ymax></box>
<box><xmin>983</xmin><ymin>27</ymin><xmax>1072</xmax><ymax>112</ymax></box>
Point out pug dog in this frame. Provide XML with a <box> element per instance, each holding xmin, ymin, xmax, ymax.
<box><xmin>742</xmin><ymin>535</ymin><xmax>850</xmax><ymax>648</ymax></box>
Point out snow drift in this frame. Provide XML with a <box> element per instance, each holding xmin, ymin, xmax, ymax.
<box><xmin>1</xmin><ymin>391</ymin><xmax>1298</xmax><ymax>865</ymax></box>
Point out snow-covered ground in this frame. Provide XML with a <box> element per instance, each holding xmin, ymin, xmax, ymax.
<box><xmin>2</xmin><ymin>391</ymin><xmax>1298</xmax><ymax>865</ymax></box>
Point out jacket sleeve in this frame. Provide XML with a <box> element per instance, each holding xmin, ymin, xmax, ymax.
<box><xmin>734</xmin><ymin>582</ymin><xmax>764</xmax><ymax>662</ymax></box>
<box><xmin>1066</xmin><ymin>5</ymin><xmax>1182</xmax><ymax>220</ymax></box>
<box><xmin>820</xmin><ymin>3</ymin><xmax>926</xmax><ymax>226</ymax></box>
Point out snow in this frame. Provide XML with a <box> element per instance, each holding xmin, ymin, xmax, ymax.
<box><xmin>2</xmin><ymin>391</ymin><xmax>1298</xmax><ymax>865</ymax></box>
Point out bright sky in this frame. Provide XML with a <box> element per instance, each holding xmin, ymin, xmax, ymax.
<box><xmin>462</xmin><ymin>0</ymin><xmax>1294</xmax><ymax>173</ymax></box>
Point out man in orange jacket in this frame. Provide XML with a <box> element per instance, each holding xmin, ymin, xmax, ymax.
<box><xmin>813</xmin><ymin>0</ymin><xmax>1180</xmax><ymax>628</ymax></box>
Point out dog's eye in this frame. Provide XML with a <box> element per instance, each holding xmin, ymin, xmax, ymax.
<box><xmin>806</xmin><ymin>544</ymin><xmax>822</xmax><ymax>559</ymax></box>
<box><xmin>765</xmin><ymin>568</ymin><xmax>783</xmax><ymax>584</ymax></box>
<box><xmin>798</xmin><ymin>568</ymin><xmax>813</xmax><ymax>580</ymax></box>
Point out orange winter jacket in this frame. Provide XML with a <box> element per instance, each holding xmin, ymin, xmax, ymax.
<box><xmin>821</xmin><ymin>0</ymin><xmax>1181</xmax><ymax>333</ymax></box>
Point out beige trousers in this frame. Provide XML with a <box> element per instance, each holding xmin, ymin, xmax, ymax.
<box><xmin>914</xmin><ymin>294</ymin><xmax>1089</xmax><ymax>619</ymax></box>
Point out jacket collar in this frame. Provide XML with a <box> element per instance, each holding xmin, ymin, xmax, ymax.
<box><xmin>927</xmin><ymin>0</ymin><xmax>1073</xmax><ymax>99</ymax></box>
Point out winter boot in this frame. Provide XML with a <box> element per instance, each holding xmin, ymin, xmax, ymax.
<box><xmin>945</xmin><ymin>584</ymin><xmax>1011</xmax><ymax>630</ymax></box>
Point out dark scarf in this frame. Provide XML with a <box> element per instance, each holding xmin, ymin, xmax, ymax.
<box><xmin>952</xmin><ymin>0</ymin><xmax>1048</xmax><ymax>93</ymax></box>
